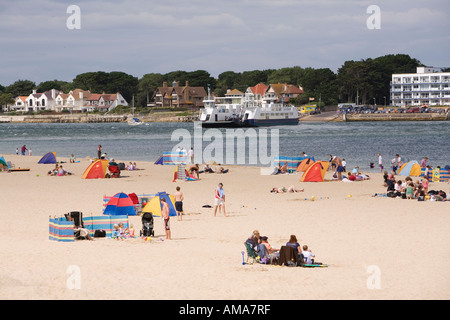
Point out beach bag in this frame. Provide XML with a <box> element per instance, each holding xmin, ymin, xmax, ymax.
<box><xmin>94</xmin><ymin>229</ymin><xmax>106</xmax><ymax>238</ymax></box>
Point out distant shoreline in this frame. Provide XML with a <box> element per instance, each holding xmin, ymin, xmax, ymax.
<box><xmin>1</xmin><ymin>111</ymin><xmax>449</xmax><ymax>123</ymax></box>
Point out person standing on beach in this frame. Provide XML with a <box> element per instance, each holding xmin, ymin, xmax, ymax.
<box><xmin>97</xmin><ymin>145</ymin><xmax>102</xmax><ymax>159</ymax></box>
<box><xmin>161</xmin><ymin>198</ymin><xmax>171</xmax><ymax>240</ymax></box>
<box><xmin>174</xmin><ymin>186</ymin><xmax>184</xmax><ymax>221</ymax></box>
<box><xmin>332</xmin><ymin>156</ymin><xmax>344</xmax><ymax>180</ymax></box>
<box><xmin>21</xmin><ymin>145</ymin><xmax>27</xmax><ymax>155</ymax></box>
<box><xmin>420</xmin><ymin>157</ymin><xmax>428</xmax><ymax>168</ymax></box>
<box><xmin>378</xmin><ymin>153</ymin><xmax>383</xmax><ymax>173</ymax></box>
<box><xmin>28</xmin><ymin>147</ymin><xmax>32</xmax><ymax>156</ymax></box>
<box><xmin>188</xmin><ymin>147</ymin><xmax>194</xmax><ymax>164</ymax></box>
<box><xmin>214</xmin><ymin>183</ymin><xmax>226</xmax><ymax>217</ymax></box>
<box><xmin>15</xmin><ymin>148</ymin><xmax>19</xmax><ymax>155</ymax></box>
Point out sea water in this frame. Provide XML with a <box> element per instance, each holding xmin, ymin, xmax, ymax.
<box><xmin>0</xmin><ymin>121</ymin><xmax>449</xmax><ymax>171</ymax></box>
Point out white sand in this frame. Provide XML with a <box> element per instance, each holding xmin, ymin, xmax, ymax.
<box><xmin>0</xmin><ymin>154</ymin><xmax>449</xmax><ymax>300</ymax></box>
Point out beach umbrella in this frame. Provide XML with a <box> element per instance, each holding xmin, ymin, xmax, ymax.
<box><xmin>0</xmin><ymin>156</ymin><xmax>7</xmax><ymax>166</ymax></box>
<box><xmin>142</xmin><ymin>192</ymin><xmax>177</xmax><ymax>217</ymax></box>
<box><xmin>81</xmin><ymin>159</ymin><xmax>109</xmax><ymax>179</ymax></box>
<box><xmin>103</xmin><ymin>192</ymin><xmax>136</xmax><ymax>216</ymax></box>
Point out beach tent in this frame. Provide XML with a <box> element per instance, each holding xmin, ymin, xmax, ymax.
<box><xmin>300</xmin><ymin>161</ymin><xmax>328</xmax><ymax>182</ymax></box>
<box><xmin>0</xmin><ymin>156</ymin><xmax>7</xmax><ymax>167</ymax></box>
<box><xmin>81</xmin><ymin>159</ymin><xmax>109</xmax><ymax>179</ymax></box>
<box><xmin>38</xmin><ymin>152</ymin><xmax>57</xmax><ymax>164</ymax></box>
<box><xmin>142</xmin><ymin>192</ymin><xmax>177</xmax><ymax>217</ymax></box>
<box><xmin>154</xmin><ymin>156</ymin><xmax>163</xmax><ymax>165</ymax></box>
<box><xmin>103</xmin><ymin>192</ymin><xmax>137</xmax><ymax>216</ymax></box>
<box><xmin>296</xmin><ymin>158</ymin><xmax>315</xmax><ymax>172</ymax></box>
<box><xmin>398</xmin><ymin>161</ymin><xmax>421</xmax><ymax>176</ymax></box>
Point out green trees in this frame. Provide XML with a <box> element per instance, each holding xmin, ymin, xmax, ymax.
<box><xmin>1</xmin><ymin>53</ymin><xmax>424</xmax><ymax>109</ymax></box>
<box><xmin>72</xmin><ymin>71</ymin><xmax>138</xmax><ymax>102</ymax></box>
<box><xmin>337</xmin><ymin>54</ymin><xmax>421</xmax><ymax>105</ymax></box>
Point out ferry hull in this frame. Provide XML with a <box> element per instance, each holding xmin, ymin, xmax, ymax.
<box><xmin>244</xmin><ymin>118</ymin><xmax>299</xmax><ymax>127</ymax></box>
<box><xmin>200</xmin><ymin>121</ymin><xmax>243</xmax><ymax>128</ymax></box>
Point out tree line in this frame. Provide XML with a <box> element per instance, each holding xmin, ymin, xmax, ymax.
<box><xmin>0</xmin><ymin>54</ymin><xmax>429</xmax><ymax>109</ymax></box>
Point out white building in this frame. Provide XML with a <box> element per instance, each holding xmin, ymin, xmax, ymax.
<box><xmin>390</xmin><ymin>67</ymin><xmax>450</xmax><ymax>107</ymax></box>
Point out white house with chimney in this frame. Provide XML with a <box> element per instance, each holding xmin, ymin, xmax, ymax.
<box><xmin>11</xmin><ymin>88</ymin><xmax>129</xmax><ymax>113</ymax></box>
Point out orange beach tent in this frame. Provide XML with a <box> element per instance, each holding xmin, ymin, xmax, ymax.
<box><xmin>300</xmin><ymin>161</ymin><xmax>329</xmax><ymax>182</ymax></box>
<box><xmin>296</xmin><ymin>158</ymin><xmax>315</xmax><ymax>172</ymax></box>
<box><xmin>81</xmin><ymin>159</ymin><xmax>109</xmax><ymax>179</ymax></box>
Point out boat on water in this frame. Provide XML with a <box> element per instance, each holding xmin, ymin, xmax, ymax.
<box><xmin>199</xmin><ymin>90</ymin><xmax>299</xmax><ymax>127</ymax></box>
<box><xmin>199</xmin><ymin>93</ymin><xmax>245</xmax><ymax>128</ymax></box>
<box><xmin>128</xmin><ymin>117</ymin><xmax>143</xmax><ymax>125</ymax></box>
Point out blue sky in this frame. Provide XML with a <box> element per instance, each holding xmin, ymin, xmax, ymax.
<box><xmin>0</xmin><ymin>0</ymin><xmax>449</xmax><ymax>86</ymax></box>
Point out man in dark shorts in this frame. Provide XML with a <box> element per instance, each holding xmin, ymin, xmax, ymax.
<box><xmin>174</xmin><ymin>186</ymin><xmax>184</xmax><ymax>221</ymax></box>
<box><xmin>332</xmin><ymin>156</ymin><xmax>344</xmax><ymax>180</ymax></box>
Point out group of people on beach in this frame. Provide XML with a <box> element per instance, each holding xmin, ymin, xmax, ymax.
<box><xmin>384</xmin><ymin>172</ymin><xmax>447</xmax><ymax>201</ymax></box>
<box><xmin>245</xmin><ymin>230</ymin><xmax>317</xmax><ymax>265</ymax></box>
<box><xmin>47</xmin><ymin>164</ymin><xmax>72</xmax><ymax>176</ymax></box>
<box><xmin>16</xmin><ymin>145</ymin><xmax>32</xmax><ymax>156</ymax></box>
<box><xmin>112</xmin><ymin>223</ymin><xmax>136</xmax><ymax>240</ymax></box>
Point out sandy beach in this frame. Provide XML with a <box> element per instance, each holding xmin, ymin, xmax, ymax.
<box><xmin>0</xmin><ymin>154</ymin><xmax>449</xmax><ymax>300</ymax></box>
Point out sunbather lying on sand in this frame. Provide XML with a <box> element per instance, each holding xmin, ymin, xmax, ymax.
<box><xmin>271</xmin><ymin>185</ymin><xmax>304</xmax><ymax>193</ymax></box>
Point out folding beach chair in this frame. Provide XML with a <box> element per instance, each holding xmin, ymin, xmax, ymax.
<box><xmin>244</xmin><ymin>242</ymin><xmax>258</xmax><ymax>265</ymax></box>
<box><xmin>7</xmin><ymin>161</ymin><xmax>15</xmax><ymax>169</ymax></box>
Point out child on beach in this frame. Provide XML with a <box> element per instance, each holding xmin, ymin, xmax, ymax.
<box><xmin>174</xmin><ymin>186</ymin><xmax>184</xmax><ymax>221</ymax></box>
<box><xmin>301</xmin><ymin>245</ymin><xmax>315</xmax><ymax>264</ymax></box>
<box><xmin>112</xmin><ymin>224</ymin><xmax>122</xmax><ymax>239</ymax></box>
<box><xmin>406</xmin><ymin>182</ymin><xmax>414</xmax><ymax>199</ymax></box>
<box><xmin>422</xmin><ymin>176</ymin><xmax>429</xmax><ymax>195</ymax></box>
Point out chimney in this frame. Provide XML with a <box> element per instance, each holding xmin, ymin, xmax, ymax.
<box><xmin>163</xmin><ymin>82</ymin><xmax>167</xmax><ymax>88</ymax></box>
<box><xmin>32</xmin><ymin>89</ymin><xmax>37</xmax><ymax>94</ymax></box>
<box><xmin>185</xmin><ymin>81</ymin><xmax>189</xmax><ymax>87</ymax></box>
<box><xmin>51</xmin><ymin>89</ymin><xmax>56</xmax><ymax>99</ymax></box>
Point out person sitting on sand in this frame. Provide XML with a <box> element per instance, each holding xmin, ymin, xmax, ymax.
<box><xmin>127</xmin><ymin>162</ymin><xmax>136</xmax><ymax>170</ymax></box>
<box><xmin>261</xmin><ymin>236</ymin><xmax>279</xmax><ymax>254</ymax></box>
<box><xmin>246</xmin><ymin>231</ymin><xmax>269</xmax><ymax>261</ymax></box>
<box><xmin>58</xmin><ymin>165</ymin><xmax>66</xmax><ymax>176</ymax></box>
<box><xmin>70</xmin><ymin>154</ymin><xmax>76</xmax><ymax>163</ymax></box>
<box><xmin>271</xmin><ymin>163</ymin><xmax>282</xmax><ymax>175</ymax></box>
<box><xmin>280</xmin><ymin>162</ymin><xmax>288</xmax><ymax>174</ymax></box>
<box><xmin>386</xmin><ymin>174</ymin><xmax>396</xmax><ymax>192</ymax></box>
<box><xmin>189</xmin><ymin>164</ymin><xmax>200</xmax><ymax>179</ymax></box>
<box><xmin>203</xmin><ymin>164</ymin><xmax>214</xmax><ymax>173</ymax></box>
<box><xmin>216</xmin><ymin>166</ymin><xmax>229</xmax><ymax>174</ymax></box>
<box><xmin>285</xmin><ymin>235</ymin><xmax>302</xmax><ymax>258</ymax></box>
<box><xmin>301</xmin><ymin>245</ymin><xmax>315</xmax><ymax>264</ymax></box>
<box><xmin>406</xmin><ymin>182</ymin><xmax>414</xmax><ymax>199</ymax></box>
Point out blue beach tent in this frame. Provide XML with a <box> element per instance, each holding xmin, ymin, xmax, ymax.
<box><xmin>38</xmin><ymin>152</ymin><xmax>57</xmax><ymax>164</ymax></box>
